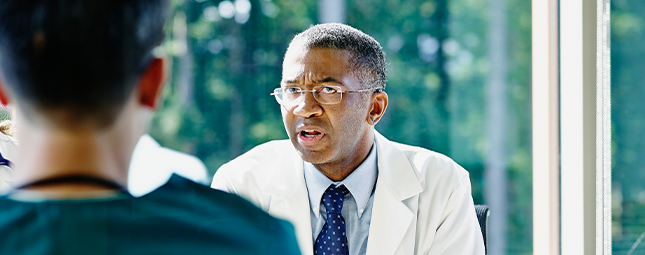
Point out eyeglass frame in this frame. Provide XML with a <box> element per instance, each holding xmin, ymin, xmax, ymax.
<box><xmin>270</xmin><ymin>85</ymin><xmax>383</xmax><ymax>105</ymax></box>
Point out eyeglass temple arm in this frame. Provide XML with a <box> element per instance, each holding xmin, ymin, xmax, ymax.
<box><xmin>342</xmin><ymin>88</ymin><xmax>384</xmax><ymax>94</ymax></box>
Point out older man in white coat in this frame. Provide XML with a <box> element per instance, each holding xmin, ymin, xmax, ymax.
<box><xmin>212</xmin><ymin>23</ymin><xmax>485</xmax><ymax>255</ymax></box>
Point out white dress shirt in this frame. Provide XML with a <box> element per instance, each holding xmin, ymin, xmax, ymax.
<box><xmin>304</xmin><ymin>144</ymin><xmax>377</xmax><ymax>255</ymax></box>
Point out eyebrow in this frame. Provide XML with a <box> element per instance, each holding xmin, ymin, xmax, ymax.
<box><xmin>282</xmin><ymin>79</ymin><xmax>299</xmax><ymax>85</ymax></box>
<box><xmin>317</xmin><ymin>77</ymin><xmax>342</xmax><ymax>84</ymax></box>
<box><xmin>281</xmin><ymin>77</ymin><xmax>343</xmax><ymax>85</ymax></box>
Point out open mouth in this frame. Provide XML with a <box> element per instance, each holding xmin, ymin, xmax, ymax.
<box><xmin>300</xmin><ymin>130</ymin><xmax>321</xmax><ymax>137</ymax></box>
<box><xmin>297</xmin><ymin>129</ymin><xmax>324</xmax><ymax>145</ymax></box>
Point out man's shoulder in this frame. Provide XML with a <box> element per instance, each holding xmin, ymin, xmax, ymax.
<box><xmin>211</xmin><ymin>140</ymin><xmax>300</xmax><ymax>209</ymax></box>
<box><xmin>217</xmin><ymin>139</ymin><xmax>295</xmax><ymax>174</ymax></box>
<box><xmin>236</xmin><ymin>139</ymin><xmax>294</xmax><ymax>160</ymax></box>
<box><xmin>377</xmin><ymin>135</ymin><xmax>470</xmax><ymax>184</ymax></box>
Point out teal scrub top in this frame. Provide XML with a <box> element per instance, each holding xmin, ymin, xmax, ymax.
<box><xmin>0</xmin><ymin>174</ymin><xmax>301</xmax><ymax>255</ymax></box>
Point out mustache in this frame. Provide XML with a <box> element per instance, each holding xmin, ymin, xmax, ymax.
<box><xmin>297</xmin><ymin>119</ymin><xmax>328</xmax><ymax>128</ymax></box>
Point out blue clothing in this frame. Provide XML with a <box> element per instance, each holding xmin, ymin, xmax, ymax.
<box><xmin>304</xmin><ymin>144</ymin><xmax>377</xmax><ymax>255</ymax></box>
<box><xmin>0</xmin><ymin>174</ymin><xmax>301</xmax><ymax>255</ymax></box>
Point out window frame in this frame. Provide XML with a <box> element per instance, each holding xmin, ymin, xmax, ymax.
<box><xmin>532</xmin><ymin>0</ymin><xmax>612</xmax><ymax>254</ymax></box>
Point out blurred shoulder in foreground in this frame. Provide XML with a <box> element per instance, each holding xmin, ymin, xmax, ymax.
<box><xmin>128</xmin><ymin>134</ymin><xmax>209</xmax><ymax>197</ymax></box>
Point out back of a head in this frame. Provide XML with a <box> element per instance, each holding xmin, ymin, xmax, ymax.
<box><xmin>0</xmin><ymin>0</ymin><xmax>169</xmax><ymax>128</ymax></box>
<box><xmin>288</xmin><ymin>23</ymin><xmax>387</xmax><ymax>90</ymax></box>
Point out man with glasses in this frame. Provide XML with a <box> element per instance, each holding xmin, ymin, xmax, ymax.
<box><xmin>0</xmin><ymin>1</ymin><xmax>300</xmax><ymax>254</ymax></box>
<box><xmin>212</xmin><ymin>23</ymin><xmax>484</xmax><ymax>255</ymax></box>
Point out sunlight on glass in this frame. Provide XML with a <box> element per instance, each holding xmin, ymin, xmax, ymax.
<box><xmin>611</xmin><ymin>1</ymin><xmax>645</xmax><ymax>253</ymax></box>
<box><xmin>261</xmin><ymin>1</ymin><xmax>278</xmax><ymax>18</ymax></box>
<box><xmin>417</xmin><ymin>33</ymin><xmax>439</xmax><ymax>62</ymax></box>
<box><xmin>203</xmin><ymin>6</ymin><xmax>220</xmax><ymax>22</ymax></box>
<box><xmin>235</xmin><ymin>12</ymin><xmax>250</xmax><ymax>24</ymax></box>
<box><xmin>207</xmin><ymin>39</ymin><xmax>223</xmax><ymax>54</ymax></box>
<box><xmin>442</xmin><ymin>39</ymin><xmax>460</xmax><ymax>57</ymax></box>
<box><xmin>387</xmin><ymin>35</ymin><xmax>404</xmax><ymax>52</ymax></box>
<box><xmin>218</xmin><ymin>1</ymin><xmax>235</xmax><ymax>19</ymax></box>
<box><xmin>235</xmin><ymin>0</ymin><xmax>251</xmax><ymax>14</ymax></box>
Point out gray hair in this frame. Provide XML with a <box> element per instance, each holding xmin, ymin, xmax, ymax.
<box><xmin>287</xmin><ymin>23</ymin><xmax>387</xmax><ymax>90</ymax></box>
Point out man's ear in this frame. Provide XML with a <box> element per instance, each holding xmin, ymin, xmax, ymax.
<box><xmin>367</xmin><ymin>91</ymin><xmax>388</xmax><ymax>125</ymax></box>
<box><xmin>138</xmin><ymin>57</ymin><xmax>165</xmax><ymax>109</ymax></box>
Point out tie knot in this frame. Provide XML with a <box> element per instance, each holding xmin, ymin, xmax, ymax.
<box><xmin>322</xmin><ymin>185</ymin><xmax>348</xmax><ymax>214</ymax></box>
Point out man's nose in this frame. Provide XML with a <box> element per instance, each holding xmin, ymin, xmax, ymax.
<box><xmin>292</xmin><ymin>91</ymin><xmax>323</xmax><ymax>118</ymax></box>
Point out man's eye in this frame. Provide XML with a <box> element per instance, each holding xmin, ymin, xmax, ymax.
<box><xmin>284</xmin><ymin>87</ymin><xmax>300</xmax><ymax>94</ymax></box>
<box><xmin>320</xmin><ymin>86</ymin><xmax>338</xmax><ymax>94</ymax></box>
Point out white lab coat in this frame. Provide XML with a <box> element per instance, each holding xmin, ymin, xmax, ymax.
<box><xmin>212</xmin><ymin>131</ymin><xmax>485</xmax><ymax>255</ymax></box>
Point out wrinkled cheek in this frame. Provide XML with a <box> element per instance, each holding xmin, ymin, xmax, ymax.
<box><xmin>340</xmin><ymin>112</ymin><xmax>368</xmax><ymax>144</ymax></box>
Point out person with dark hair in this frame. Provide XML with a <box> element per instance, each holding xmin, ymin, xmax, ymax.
<box><xmin>0</xmin><ymin>1</ymin><xmax>300</xmax><ymax>254</ymax></box>
<box><xmin>213</xmin><ymin>23</ymin><xmax>485</xmax><ymax>255</ymax></box>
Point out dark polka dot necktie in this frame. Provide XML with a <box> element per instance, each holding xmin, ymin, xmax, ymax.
<box><xmin>315</xmin><ymin>185</ymin><xmax>350</xmax><ymax>255</ymax></box>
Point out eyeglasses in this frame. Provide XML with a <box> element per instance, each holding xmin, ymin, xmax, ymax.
<box><xmin>271</xmin><ymin>85</ymin><xmax>380</xmax><ymax>105</ymax></box>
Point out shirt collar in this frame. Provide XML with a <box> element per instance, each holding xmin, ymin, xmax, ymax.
<box><xmin>304</xmin><ymin>143</ymin><xmax>378</xmax><ymax>218</ymax></box>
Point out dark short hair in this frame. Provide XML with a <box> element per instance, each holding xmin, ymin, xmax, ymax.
<box><xmin>288</xmin><ymin>23</ymin><xmax>387</xmax><ymax>90</ymax></box>
<box><xmin>0</xmin><ymin>0</ymin><xmax>169</xmax><ymax>127</ymax></box>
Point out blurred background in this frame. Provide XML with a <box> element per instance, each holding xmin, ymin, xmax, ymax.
<box><xmin>151</xmin><ymin>0</ymin><xmax>531</xmax><ymax>254</ymax></box>
<box><xmin>0</xmin><ymin>0</ymin><xmax>637</xmax><ymax>253</ymax></box>
<box><xmin>611</xmin><ymin>0</ymin><xmax>645</xmax><ymax>254</ymax></box>
<box><xmin>140</xmin><ymin>0</ymin><xmax>645</xmax><ymax>254</ymax></box>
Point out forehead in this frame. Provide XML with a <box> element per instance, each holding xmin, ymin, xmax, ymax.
<box><xmin>282</xmin><ymin>46</ymin><xmax>356</xmax><ymax>85</ymax></box>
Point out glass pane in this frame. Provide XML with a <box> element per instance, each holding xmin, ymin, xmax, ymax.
<box><xmin>611</xmin><ymin>0</ymin><xmax>645</xmax><ymax>253</ymax></box>
<box><xmin>151</xmin><ymin>0</ymin><xmax>531</xmax><ymax>253</ymax></box>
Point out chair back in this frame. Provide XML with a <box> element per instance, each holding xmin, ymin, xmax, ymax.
<box><xmin>474</xmin><ymin>205</ymin><xmax>490</xmax><ymax>254</ymax></box>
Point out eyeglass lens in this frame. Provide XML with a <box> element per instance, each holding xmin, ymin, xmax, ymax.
<box><xmin>276</xmin><ymin>86</ymin><xmax>342</xmax><ymax>105</ymax></box>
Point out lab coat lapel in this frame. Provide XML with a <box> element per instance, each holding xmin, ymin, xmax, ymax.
<box><xmin>366</xmin><ymin>132</ymin><xmax>423</xmax><ymax>255</ymax></box>
<box><xmin>264</xmin><ymin>145</ymin><xmax>314</xmax><ymax>255</ymax></box>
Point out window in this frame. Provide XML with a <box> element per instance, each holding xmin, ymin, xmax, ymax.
<box><xmin>151</xmin><ymin>0</ymin><xmax>532</xmax><ymax>254</ymax></box>
<box><xmin>611</xmin><ymin>0</ymin><xmax>645</xmax><ymax>253</ymax></box>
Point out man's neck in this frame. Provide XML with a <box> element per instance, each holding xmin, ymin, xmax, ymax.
<box><xmin>11</xmin><ymin>121</ymin><xmax>136</xmax><ymax>196</ymax></box>
<box><xmin>313</xmin><ymin>139</ymin><xmax>375</xmax><ymax>182</ymax></box>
